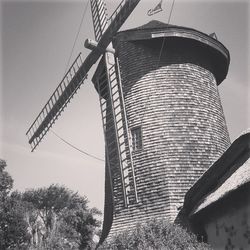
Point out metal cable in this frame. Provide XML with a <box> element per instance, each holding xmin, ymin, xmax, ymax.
<box><xmin>51</xmin><ymin>130</ymin><xmax>104</xmax><ymax>162</ymax></box>
<box><xmin>64</xmin><ymin>0</ymin><xmax>90</xmax><ymax>74</ymax></box>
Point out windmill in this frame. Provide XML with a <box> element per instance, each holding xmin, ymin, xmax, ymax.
<box><xmin>26</xmin><ymin>0</ymin><xmax>231</xmax><ymax>243</ymax></box>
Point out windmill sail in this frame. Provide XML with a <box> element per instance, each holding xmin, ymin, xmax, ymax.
<box><xmin>26</xmin><ymin>0</ymin><xmax>141</xmax><ymax>151</ymax></box>
<box><xmin>90</xmin><ymin>0</ymin><xmax>108</xmax><ymax>41</ymax></box>
<box><xmin>26</xmin><ymin>53</ymin><xmax>86</xmax><ymax>150</ymax></box>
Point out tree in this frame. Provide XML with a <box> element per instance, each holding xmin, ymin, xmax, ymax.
<box><xmin>0</xmin><ymin>160</ymin><xmax>101</xmax><ymax>249</ymax></box>
<box><xmin>0</xmin><ymin>159</ymin><xmax>30</xmax><ymax>249</ymax></box>
<box><xmin>62</xmin><ymin>207</ymin><xmax>101</xmax><ymax>249</ymax></box>
<box><xmin>0</xmin><ymin>159</ymin><xmax>13</xmax><ymax>195</ymax></box>
<box><xmin>99</xmin><ymin>218</ymin><xmax>212</xmax><ymax>250</ymax></box>
<box><xmin>22</xmin><ymin>184</ymin><xmax>101</xmax><ymax>249</ymax></box>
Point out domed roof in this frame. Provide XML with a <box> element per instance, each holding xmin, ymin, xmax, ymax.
<box><xmin>114</xmin><ymin>20</ymin><xmax>230</xmax><ymax>85</ymax></box>
<box><xmin>129</xmin><ymin>20</ymin><xmax>178</xmax><ymax>30</ymax></box>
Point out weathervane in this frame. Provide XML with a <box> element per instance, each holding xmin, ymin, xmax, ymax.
<box><xmin>148</xmin><ymin>0</ymin><xmax>163</xmax><ymax>16</ymax></box>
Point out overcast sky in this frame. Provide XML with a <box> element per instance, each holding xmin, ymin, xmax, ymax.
<box><xmin>0</xmin><ymin>0</ymin><xmax>249</xmax><ymax>211</ymax></box>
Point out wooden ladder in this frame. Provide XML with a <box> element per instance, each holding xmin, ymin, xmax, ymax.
<box><xmin>91</xmin><ymin>0</ymin><xmax>139</xmax><ymax>207</ymax></box>
<box><xmin>97</xmin><ymin>53</ymin><xmax>138</xmax><ymax>207</ymax></box>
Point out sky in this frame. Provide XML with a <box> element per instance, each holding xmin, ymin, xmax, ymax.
<box><xmin>0</xmin><ymin>0</ymin><xmax>249</xmax><ymax>212</ymax></box>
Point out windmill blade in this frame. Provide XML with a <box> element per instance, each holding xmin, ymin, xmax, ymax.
<box><xmin>90</xmin><ymin>0</ymin><xmax>108</xmax><ymax>41</ymax></box>
<box><xmin>26</xmin><ymin>49</ymin><xmax>103</xmax><ymax>151</ymax></box>
<box><xmin>26</xmin><ymin>0</ymin><xmax>141</xmax><ymax>151</ymax></box>
<box><xmin>92</xmin><ymin>0</ymin><xmax>141</xmax><ymax>51</ymax></box>
<box><xmin>26</xmin><ymin>53</ymin><xmax>87</xmax><ymax>151</ymax></box>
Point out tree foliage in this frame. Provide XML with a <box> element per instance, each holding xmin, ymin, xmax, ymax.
<box><xmin>99</xmin><ymin>219</ymin><xmax>212</xmax><ymax>250</ymax></box>
<box><xmin>0</xmin><ymin>159</ymin><xmax>30</xmax><ymax>249</ymax></box>
<box><xmin>0</xmin><ymin>160</ymin><xmax>101</xmax><ymax>249</ymax></box>
<box><xmin>0</xmin><ymin>159</ymin><xmax>13</xmax><ymax>194</ymax></box>
<box><xmin>22</xmin><ymin>184</ymin><xmax>101</xmax><ymax>249</ymax></box>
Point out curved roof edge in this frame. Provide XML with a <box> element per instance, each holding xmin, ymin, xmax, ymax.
<box><xmin>116</xmin><ymin>20</ymin><xmax>229</xmax><ymax>60</ymax></box>
<box><xmin>178</xmin><ymin>130</ymin><xmax>250</xmax><ymax>219</ymax></box>
<box><xmin>115</xmin><ymin>20</ymin><xmax>230</xmax><ymax>85</ymax></box>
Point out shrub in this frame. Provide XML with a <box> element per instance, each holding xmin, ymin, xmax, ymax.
<box><xmin>99</xmin><ymin>219</ymin><xmax>212</xmax><ymax>250</ymax></box>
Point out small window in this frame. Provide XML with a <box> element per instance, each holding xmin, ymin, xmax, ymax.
<box><xmin>131</xmin><ymin>126</ymin><xmax>142</xmax><ymax>151</ymax></box>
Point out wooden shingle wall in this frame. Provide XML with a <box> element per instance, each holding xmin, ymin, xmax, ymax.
<box><xmin>101</xmin><ymin>34</ymin><xmax>230</xmax><ymax>240</ymax></box>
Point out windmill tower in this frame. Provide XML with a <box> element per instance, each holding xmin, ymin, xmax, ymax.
<box><xmin>26</xmin><ymin>0</ymin><xmax>231</xmax><ymax>244</ymax></box>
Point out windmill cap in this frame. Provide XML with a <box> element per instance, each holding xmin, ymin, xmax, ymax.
<box><xmin>114</xmin><ymin>20</ymin><xmax>230</xmax><ymax>85</ymax></box>
<box><xmin>124</xmin><ymin>20</ymin><xmax>180</xmax><ymax>31</ymax></box>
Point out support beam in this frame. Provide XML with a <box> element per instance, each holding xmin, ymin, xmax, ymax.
<box><xmin>84</xmin><ymin>38</ymin><xmax>115</xmax><ymax>54</ymax></box>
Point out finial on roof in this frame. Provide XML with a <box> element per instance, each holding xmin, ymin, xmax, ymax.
<box><xmin>209</xmin><ymin>32</ymin><xmax>218</xmax><ymax>40</ymax></box>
